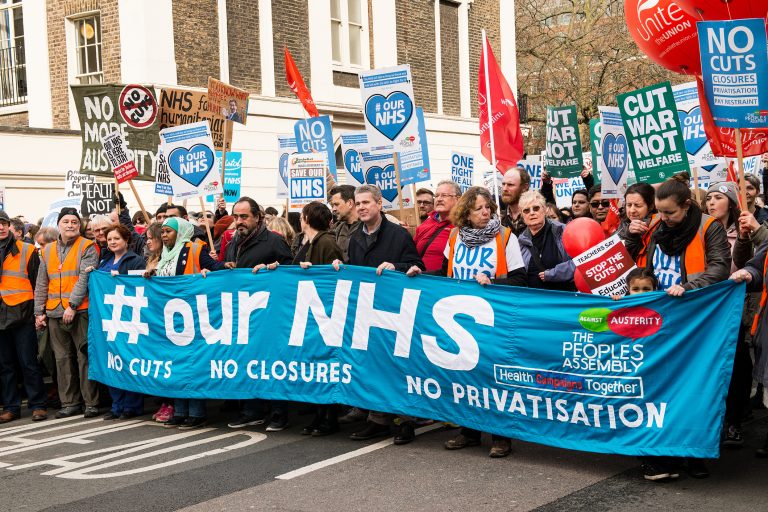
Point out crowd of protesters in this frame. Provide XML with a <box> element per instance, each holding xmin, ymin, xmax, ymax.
<box><xmin>2</xmin><ymin>162</ymin><xmax>768</xmax><ymax>483</ymax></box>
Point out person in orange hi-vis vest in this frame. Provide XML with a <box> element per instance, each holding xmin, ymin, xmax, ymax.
<box><xmin>34</xmin><ymin>207</ymin><xmax>100</xmax><ymax>419</ymax></box>
<box><xmin>0</xmin><ymin>210</ymin><xmax>47</xmax><ymax>423</ymax></box>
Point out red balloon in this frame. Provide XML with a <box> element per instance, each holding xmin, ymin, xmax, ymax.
<box><xmin>625</xmin><ymin>0</ymin><xmax>703</xmax><ymax>74</ymax></box>
<box><xmin>676</xmin><ymin>0</ymin><xmax>768</xmax><ymax>22</ymax></box>
<box><xmin>562</xmin><ymin>217</ymin><xmax>605</xmax><ymax>258</ymax></box>
<box><xmin>574</xmin><ymin>269</ymin><xmax>591</xmax><ymax>293</ymax></box>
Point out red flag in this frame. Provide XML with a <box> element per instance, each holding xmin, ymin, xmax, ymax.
<box><xmin>696</xmin><ymin>76</ymin><xmax>768</xmax><ymax>158</ymax></box>
<box><xmin>601</xmin><ymin>199</ymin><xmax>621</xmax><ymax>238</ymax></box>
<box><xmin>285</xmin><ymin>47</ymin><xmax>319</xmax><ymax>117</ymax></box>
<box><xmin>478</xmin><ymin>35</ymin><xmax>524</xmax><ymax>174</ymax></box>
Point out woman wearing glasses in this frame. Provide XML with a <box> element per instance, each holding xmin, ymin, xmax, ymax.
<box><xmin>517</xmin><ymin>191</ymin><xmax>576</xmax><ymax>291</ymax></box>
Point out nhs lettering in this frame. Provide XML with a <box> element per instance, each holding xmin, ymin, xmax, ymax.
<box><xmin>293</xmin><ymin>115</ymin><xmax>338</xmax><ymax>179</ymax></box>
<box><xmin>451</xmin><ymin>244</ymin><xmax>495</xmax><ymax>280</ymax></box>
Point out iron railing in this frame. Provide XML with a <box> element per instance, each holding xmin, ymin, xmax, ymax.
<box><xmin>0</xmin><ymin>45</ymin><xmax>27</xmax><ymax>107</ymax></box>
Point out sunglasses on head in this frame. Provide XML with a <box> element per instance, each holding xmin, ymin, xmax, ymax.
<box><xmin>590</xmin><ymin>200</ymin><xmax>610</xmax><ymax>208</ymax></box>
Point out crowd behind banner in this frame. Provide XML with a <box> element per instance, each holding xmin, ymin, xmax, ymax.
<box><xmin>2</xmin><ymin>160</ymin><xmax>768</xmax><ymax>483</ymax></box>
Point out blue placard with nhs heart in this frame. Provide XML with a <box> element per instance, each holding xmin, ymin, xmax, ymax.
<box><xmin>359</xmin><ymin>65</ymin><xmax>420</xmax><ymax>152</ymax></box>
<box><xmin>159</xmin><ymin>121</ymin><xmax>223</xmax><ymax>199</ymax></box>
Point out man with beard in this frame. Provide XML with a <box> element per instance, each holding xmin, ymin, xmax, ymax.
<box><xmin>224</xmin><ymin>197</ymin><xmax>292</xmax><ymax>431</ymax></box>
<box><xmin>500</xmin><ymin>166</ymin><xmax>531</xmax><ymax>236</ymax></box>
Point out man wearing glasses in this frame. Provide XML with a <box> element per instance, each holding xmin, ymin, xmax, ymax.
<box><xmin>588</xmin><ymin>185</ymin><xmax>610</xmax><ymax>223</ymax></box>
<box><xmin>413</xmin><ymin>181</ymin><xmax>461</xmax><ymax>271</ymax></box>
<box><xmin>415</xmin><ymin>189</ymin><xmax>435</xmax><ymax>222</ymax></box>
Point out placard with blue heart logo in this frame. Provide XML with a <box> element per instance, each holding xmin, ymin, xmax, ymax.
<box><xmin>168</xmin><ymin>144</ymin><xmax>215</xmax><ymax>187</ymax></box>
<box><xmin>602</xmin><ymin>134</ymin><xmax>628</xmax><ymax>185</ymax></box>
<box><xmin>279</xmin><ymin>153</ymin><xmax>290</xmax><ymax>187</ymax></box>
<box><xmin>344</xmin><ymin>149</ymin><xmax>365</xmax><ymax>185</ymax></box>
<box><xmin>678</xmin><ymin>107</ymin><xmax>707</xmax><ymax>157</ymax></box>
<box><xmin>366</xmin><ymin>164</ymin><xmax>398</xmax><ymax>203</ymax></box>
<box><xmin>365</xmin><ymin>92</ymin><xmax>414</xmax><ymax>142</ymax></box>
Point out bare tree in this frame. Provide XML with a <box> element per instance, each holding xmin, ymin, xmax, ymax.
<box><xmin>516</xmin><ymin>0</ymin><xmax>686</xmax><ymax>152</ymax></box>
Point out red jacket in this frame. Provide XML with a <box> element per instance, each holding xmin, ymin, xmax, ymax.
<box><xmin>413</xmin><ymin>213</ymin><xmax>453</xmax><ymax>272</ymax></box>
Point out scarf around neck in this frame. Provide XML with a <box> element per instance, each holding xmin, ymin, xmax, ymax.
<box><xmin>157</xmin><ymin>218</ymin><xmax>195</xmax><ymax>275</ymax></box>
<box><xmin>653</xmin><ymin>204</ymin><xmax>702</xmax><ymax>256</ymax></box>
<box><xmin>459</xmin><ymin>216</ymin><xmax>501</xmax><ymax>248</ymax></box>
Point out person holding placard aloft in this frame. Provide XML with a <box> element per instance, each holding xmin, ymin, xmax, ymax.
<box><xmin>407</xmin><ymin>186</ymin><xmax>526</xmax><ymax>457</ymax></box>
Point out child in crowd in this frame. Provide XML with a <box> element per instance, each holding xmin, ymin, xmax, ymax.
<box><xmin>612</xmin><ymin>267</ymin><xmax>657</xmax><ymax>301</ymax></box>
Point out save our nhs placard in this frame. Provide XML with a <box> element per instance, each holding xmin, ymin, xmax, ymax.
<box><xmin>288</xmin><ymin>153</ymin><xmax>327</xmax><ymax>212</ymax></box>
<box><xmin>88</xmin><ymin>268</ymin><xmax>744</xmax><ymax>458</ymax></box>
<box><xmin>159</xmin><ymin>121</ymin><xmax>223</xmax><ymax>199</ymax></box>
<box><xmin>359</xmin><ymin>64</ymin><xmax>420</xmax><ymax>153</ymax></box>
<box><xmin>598</xmin><ymin>106</ymin><xmax>629</xmax><ymax>199</ymax></box>
<box><xmin>294</xmin><ymin>115</ymin><xmax>338</xmax><ymax>179</ymax></box>
<box><xmin>276</xmin><ymin>135</ymin><xmax>297</xmax><ymax>199</ymax></box>
<box><xmin>450</xmin><ymin>152</ymin><xmax>474</xmax><ymax>193</ymax></box>
<box><xmin>698</xmin><ymin>18</ymin><xmax>768</xmax><ymax>129</ymax></box>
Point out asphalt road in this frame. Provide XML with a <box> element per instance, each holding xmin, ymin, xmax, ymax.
<box><xmin>0</xmin><ymin>404</ymin><xmax>765</xmax><ymax>512</ymax></box>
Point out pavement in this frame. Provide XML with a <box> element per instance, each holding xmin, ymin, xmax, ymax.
<box><xmin>0</xmin><ymin>403</ymin><xmax>765</xmax><ymax>512</ymax></box>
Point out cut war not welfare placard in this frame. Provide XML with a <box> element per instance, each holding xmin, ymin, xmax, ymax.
<box><xmin>618</xmin><ymin>82</ymin><xmax>690</xmax><ymax>184</ymax></box>
<box><xmin>546</xmin><ymin>105</ymin><xmax>583</xmax><ymax>178</ymax></box>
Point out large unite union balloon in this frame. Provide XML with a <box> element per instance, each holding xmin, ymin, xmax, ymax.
<box><xmin>625</xmin><ymin>0</ymin><xmax>703</xmax><ymax>74</ymax></box>
<box><xmin>676</xmin><ymin>0</ymin><xmax>768</xmax><ymax>22</ymax></box>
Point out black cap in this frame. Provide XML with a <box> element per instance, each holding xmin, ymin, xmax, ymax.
<box><xmin>57</xmin><ymin>207</ymin><xmax>81</xmax><ymax>224</ymax></box>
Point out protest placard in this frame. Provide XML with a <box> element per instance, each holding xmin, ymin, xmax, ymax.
<box><xmin>159</xmin><ymin>87</ymin><xmax>230</xmax><ymax>151</ymax></box>
<box><xmin>101</xmin><ymin>130</ymin><xmax>139</xmax><ymax>183</ymax></box>
<box><xmin>277</xmin><ymin>136</ymin><xmax>297</xmax><ymax>199</ymax></box>
<box><xmin>80</xmin><ymin>182</ymin><xmax>116</xmax><ymax>217</ymax></box>
<box><xmin>340</xmin><ymin>132</ymin><xmax>368</xmax><ymax>188</ymax></box>
<box><xmin>398</xmin><ymin>107</ymin><xmax>431</xmax><ymax>186</ymax></box>
<box><xmin>572</xmin><ymin>235</ymin><xmax>636</xmax><ymax>296</ymax></box>
<box><xmin>618</xmin><ymin>82</ymin><xmax>690</xmax><ymax>184</ymax></box>
<box><xmin>451</xmin><ymin>152</ymin><xmax>474</xmax><ymax>193</ymax></box>
<box><xmin>672</xmin><ymin>82</ymin><xmax>726</xmax><ymax>172</ymax></box>
<box><xmin>698</xmin><ymin>18</ymin><xmax>768</xmax><ymax>129</ymax></box>
<box><xmin>206</xmin><ymin>78</ymin><xmax>249</xmax><ymax>125</ymax></box>
<box><xmin>0</xmin><ymin>187</ymin><xmax>4</xmax><ymax>211</ymax></box>
<box><xmin>159</xmin><ymin>121</ymin><xmax>223</xmax><ymax>200</ymax></box>
<box><xmin>545</xmin><ymin>105</ymin><xmax>583</xmax><ymax>178</ymax></box>
<box><xmin>589</xmin><ymin>118</ymin><xmax>602</xmax><ymax>184</ymax></box>
<box><xmin>294</xmin><ymin>115</ymin><xmax>338</xmax><ymax>179</ymax></box>
<box><xmin>359</xmin><ymin>151</ymin><xmax>414</xmax><ymax>210</ymax></box>
<box><xmin>598</xmin><ymin>107</ymin><xmax>630</xmax><ymax>199</ymax></box>
<box><xmin>359</xmin><ymin>65</ymin><xmax>420</xmax><ymax>153</ymax></box>
<box><xmin>154</xmin><ymin>147</ymin><xmax>173</xmax><ymax>196</ymax></box>
<box><xmin>71</xmin><ymin>84</ymin><xmax>161</xmax><ymax>181</ymax></box>
<box><xmin>289</xmin><ymin>153</ymin><xmax>328</xmax><ymax>212</ymax></box>
<box><xmin>64</xmin><ymin>169</ymin><xmax>95</xmax><ymax>198</ymax></box>
<box><xmin>207</xmin><ymin>152</ymin><xmax>242</xmax><ymax>203</ymax></box>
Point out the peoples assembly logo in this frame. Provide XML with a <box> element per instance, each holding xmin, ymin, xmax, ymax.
<box><xmin>578</xmin><ymin>306</ymin><xmax>663</xmax><ymax>339</ymax></box>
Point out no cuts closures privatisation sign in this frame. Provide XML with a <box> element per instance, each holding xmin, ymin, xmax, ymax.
<box><xmin>698</xmin><ymin>18</ymin><xmax>768</xmax><ymax>129</ymax></box>
<box><xmin>618</xmin><ymin>82</ymin><xmax>690</xmax><ymax>184</ymax></box>
<box><xmin>294</xmin><ymin>115</ymin><xmax>338</xmax><ymax>180</ymax></box>
<box><xmin>545</xmin><ymin>105</ymin><xmax>583</xmax><ymax>179</ymax></box>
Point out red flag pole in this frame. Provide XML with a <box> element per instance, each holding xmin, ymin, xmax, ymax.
<box><xmin>482</xmin><ymin>29</ymin><xmax>499</xmax><ymax>206</ymax></box>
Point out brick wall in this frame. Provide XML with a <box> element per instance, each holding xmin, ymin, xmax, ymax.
<box><xmin>173</xmin><ymin>0</ymin><xmax>220</xmax><ymax>88</ymax></box>
<box><xmin>47</xmin><ymin>0</ymin><xmax>122</xmax><ymax>129</ymax></box>
<box><xmin>439</xmin><ymin>1</ymin><xmax>460</xmax><ymax>116</ymax></box>
<box><xmin>0</xmin><ymin>112</ymin><xmax>29</xmax><ymax>127</ymax></box>
<box><xmin>395</xmin><ymin>0</ymin><xmax>436</xmax><ymax>114</ymax></box>
<box><xmin>226</xmin><ymin>0</ymin><xmax>260</xmax><ymax>93</ymax></box>
<box><xmin>468</xmin><ymin>0</ymin><xmax>500</xmax><ymax>117</ymax></box>
<box><xmin>272</xmin><ymin>0</ymin><xmax>310</xmax><ymax>98</ymax></box>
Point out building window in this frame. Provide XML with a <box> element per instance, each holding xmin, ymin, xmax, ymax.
<box><xmin>0</xmin><ymin>0</ymin><xmax>26</xmax><ymax>107</ymax></box>
<box><xmin>74</xmin><ymin>15</ymin><xmax>102</xmax><ymax>84</ymax></box>
<box><xmin>331</xmin><ymin>0</ymin><xmax>369</xmax><ymax>72</ymax></box>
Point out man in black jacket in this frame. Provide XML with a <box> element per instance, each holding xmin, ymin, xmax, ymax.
<box><xmin>224</xmin><ymin>197</ymin><xmax>293</xmax><ymax>431</ymax></box>
<box><xmin>333</xmin><ymin>184</ymin><xmax>425</xmax><ymax>445</ymax></box>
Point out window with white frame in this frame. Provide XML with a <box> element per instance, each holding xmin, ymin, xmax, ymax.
<box><xmin>0</xmin><ymin>0</ymin><xmax>26</xmax><ymax>107</ymax></box>
<box><xmin>331</xmin><ymin>0</ymin><xmax>369</xmax><ymax>71</ymax></box>
<box><xmin>74</xmin><ymin>15</ymin><xmax>103</xmax><ymax>84</ymax></box>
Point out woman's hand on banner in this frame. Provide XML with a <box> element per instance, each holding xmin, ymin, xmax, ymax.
<box><xmin>299</xmin><ymin>262</ymin><xmax>313</xmax><ymax>269</ymax></box>
<box><xmin>201</xmin><ymin>269</ymin><xmax>210</xmax><ymax>278</ymax></box>
<box><xmin>406</xmin><ymin>265</ymin><xmax>422</xmax><ymax>277</ymax></box>
<box><xmin>730</xmin><ymin>269</ymin><xmax>753</xmax><ymax>283</ymax></box>
<box><xmin>475</xmin><ymin>273</ymin><xmax>492</xmax><ymax>286</ymax></box>
<box><xmin>332</xmin><ymin>259</ymin><xmax>343</xmax><ymax>271</ymax></box>
<box><xmin>666</xmin><ymin>284</ymin><xmax>685</xmax><ymax>297</ymax></box>
<box><xmin>110</xmin><ymin>270</ymin><xmax>119</xmax><ymax>276</ymax></box>
<box><xmin>143</xmin><ymin>269</ymin><xmax>156</xmax><ymax>279</ymax></box>
<box><xmin>538</xmin><ymin>271</ymin><xmax>546</xmax><ymax>281</ymax></box>
<box><xmin>376</xmin><ymin>262</ymin><xmax>395</xmax><ymax>275</ymax></box>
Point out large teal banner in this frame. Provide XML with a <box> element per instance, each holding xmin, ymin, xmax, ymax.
<box><xmin>88</xmin><ymin>268</ymin><xmax>744</xmax><ymax>457</ymax></box>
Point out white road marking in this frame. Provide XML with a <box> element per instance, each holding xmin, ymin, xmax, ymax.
<box><xmin>275</xmin><ymin>423</ymin><xmax>444</xmax><ymax>480</ymax></box>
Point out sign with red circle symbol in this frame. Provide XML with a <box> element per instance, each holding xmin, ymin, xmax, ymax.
<box><xmin>118</xmin><ymin>84</ymin><xmax>157</xmax><ymax>129</ymax></box>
